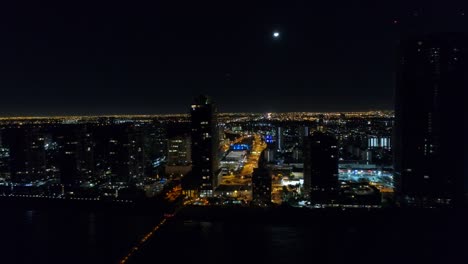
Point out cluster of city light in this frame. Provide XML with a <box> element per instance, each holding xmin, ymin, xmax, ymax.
<box><xmin>0</xmin><ymin>114</ymin><xmax>189</xmax><ymax>125</ymax></box>
<box><xmin>0</xmin><ymin>108</ymin><xmax>395</xmax><ymax>208</ymax></box>
<box><xmin>260</xmin><ymin>111</ymin><xmax>393</xmax><ymax>122</ymax></box>
<box><xmin>0</xmin><ymin>111</ymin><xmax>393</xmax><ymax>125</ymax></box>
<box><xmin>0</xmin><ymin>193</ymin><xmax>136</xmax><ymax>203</ymax></box>
<box><xmin>310</xmin><ymin>204</ymin><xmax>381</xmax><ymax>209</ymax></box>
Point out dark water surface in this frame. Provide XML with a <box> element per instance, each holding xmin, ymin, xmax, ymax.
<box><xmin>1</xmin><ymin>207</ymin><xmax>467</xmax><ymax>264</ymax></box>
<box><xmin>132</xmin><ymin>209</ymin><xmax>468</xmax><ymax>264</ymax></box>
<box><xmin>0</xmin><ymin>208</ymin><xmax>160</xmax><ymax>264</ymax></box>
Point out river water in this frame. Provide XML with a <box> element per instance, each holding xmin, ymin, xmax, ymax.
<box><xmin>1</xmin><ymin>208</ymin><xmax>467</xmax><ymax>264</ymax></box>
<box><xmin>0</xmin><ymin>208</ymin><xmax>160</xmax><ymax>264</ymax></box>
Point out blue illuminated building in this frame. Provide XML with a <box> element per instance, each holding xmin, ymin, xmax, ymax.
<box><xmin>230</xmin><ymin>144</ymin><xmax>250</xmax><ymax>151</ymax></box>
<box><xmin>264</xmin><ymin>135</ymin><xmax>274</xmax><ymax>144</ymax></box>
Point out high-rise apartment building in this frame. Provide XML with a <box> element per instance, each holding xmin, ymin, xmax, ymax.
<box><xmin>187</xmin><ymin>95</ymin><xmax>219</xmax><ymax>197</ymax></box>
<box><xmin>394</xmin><ymin>33</ymin><xmax>467</xmax><ymax>207</ymax></box>
<box><xmin>303</xmin><ymin>132</ymin><xmax>339</xmax><ymax>203</ymax></box>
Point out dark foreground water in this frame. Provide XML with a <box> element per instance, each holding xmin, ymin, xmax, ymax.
<box><xmin>1</xmin><ymin>207</ymin><xmax>467</xmax><ymax>264</ymax></box>
<box><xmin>132</xmin><ymin>209</ymin><xmax>468</xmax><ymax>264</ymax></box>
<box><xmin>0</xmin><ymin>208</ymin><xmax>160</xmax><ymax>264</ymax></box>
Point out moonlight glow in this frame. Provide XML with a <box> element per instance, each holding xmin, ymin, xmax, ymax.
<box><xmin>273</xmin><ymin>32</ymin><xmax>280</xmax><ymax>38</ymax></box>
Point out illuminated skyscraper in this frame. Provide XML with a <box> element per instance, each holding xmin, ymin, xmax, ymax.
<box><xmin>166</xmin><ymin>123</ymin><xmax>191</xmax><ymax>167</ymax></box>
<box><xmin>167</xmin><ymin>136</ymin><xmax>191</xmax><ymax>166</ymax></box>
<box><xmin>395</xmin><ymin>33</ymin><xmax>467</xmax><ymax>207</ymax></box>
<box><xmin>276</xmin><ymin>126</ymin><xmax>283</xmax><ymax>151</ymax></box>
<box><xmin>165</xmin><ymin>128</ymin><xmax>192</xmax><ymax>177</ymax></box>
<box><xmin>367</xmin><ymin>136</ymin><xmax>391</xmax><ymax>150</ymax></box>
<box><xmin>188</xmin><ymin>95</ymin><xmax>219</xmax><ymax>197</ymax></box>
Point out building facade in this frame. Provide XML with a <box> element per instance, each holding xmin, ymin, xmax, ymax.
<box><xmin>394</xmin><ymin>33</ymin><xmax>467</xmax><ymax>207</ymax></box>
<box><xmin>188</xmin><ymin>95</ymin><xmax>219</xmax><ymax>197</ymax></box>
<box><xmin>55</xmin><ymin>125</ymin><xmax>94</xmax><ymax>187</ymax></box>
<box><xmin>303</xmin><ymin>132</ymin><xmax>339</xmax><ymax>203</ymax></box>
<box><xmin>3</xmin><ymin>127</ymin><xmax>46</xmax><ymax>183</ymax></box>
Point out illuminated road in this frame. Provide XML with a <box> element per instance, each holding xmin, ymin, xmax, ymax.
<box><xmin>119</xmin><ymin>185</ymin><xmax>183</xmax><ymax>262</ymax></box>
<box><xmin>219</xmin><ymin>133</ymin><xmax>267</xmax><ymax>186</ymax></box>
<box><xmin>164</xmin><ymin>185</ymin><xmax>182</xmax><ymax>202</ymax></box>
<box><xmin>118</xmin><ymin>201</ymin><xmax>184</xmax><ymax>264</ymax></box>
<box><xmin>238</xmin><ymin>134</ymin><xmax>267</xmax><ymax>176</ymax></box>
<box><xmin>119</xmin><ymin>217</ymin><xmax>168</xmax><ymax>264</ymax></box>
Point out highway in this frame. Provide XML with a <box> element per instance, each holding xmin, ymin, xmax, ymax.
<box><xmin>119</xmin><ymin>198</ymin><xmax>183</xmax><ymax>264</ymax></box>
<box><xmin>119</xmin><ymin>217</ymin><xmax>168</xmax><ymax>264</ymax></box>
<box><xmin>219</xmin><ymin>133</ymin><xmax>267</xmax><ymax>186</ymax></box>
<box><xmin>238</xmin><ymin>134</ymin><xmax>267</xmax><ymax>176</ymax></box>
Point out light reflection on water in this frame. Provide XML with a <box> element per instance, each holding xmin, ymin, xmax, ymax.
<box><xmin>25</xmin><ymin>210</ymin><xmax>34</xmax><ymax>224</ymax></box>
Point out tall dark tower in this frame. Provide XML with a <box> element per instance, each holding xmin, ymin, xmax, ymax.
<box><xmin>395</xmin><ymin>33</ymin><xmax>467</xmax><ymax>207</ymax></box>
<box><xmin>55</xmin><ymin>125</ymin><xmax>94</xmax><ymax>187</ymax></box>
<box><xmin>189</xmin><ymin>95</ymin><xmax>219</xmax><ymax>197</ymax></box>
<box><xmin>92</xmin><ymin>124</ymin><xmax>145</xmax><ymax>184</ymax></box>
<box><xmin>252</xmin><ymin>150</ymin><xmax>271</xmax><ymax>206</ymax></box>
<box><xmin>303</xmin><ymin>132</ymin><xmax>339</xmax><ymax>203</ymax></box>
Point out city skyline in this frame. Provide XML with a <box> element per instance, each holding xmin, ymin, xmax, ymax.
<box><xmin>0</xmin><ymin>109</ymin><xmax>395</xmax><ymax>118</ymax></box>
<box><xmin>0</xmin><ymin>1</ymin><xmax>466</xmax><ymax>115</ymax></box>
<box><xmin>0</xmin><ymin>2</ymin><xmax>466</xmax><ymax>263</ymax></box>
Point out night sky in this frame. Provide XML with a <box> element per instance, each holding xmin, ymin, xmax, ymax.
<box><xmin>0</xmin><ymin>0</ymin><xmax>466</xmax><ymax>115</ymax></box>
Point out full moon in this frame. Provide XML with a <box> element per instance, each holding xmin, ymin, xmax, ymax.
<box><xmin>273</xmin><ymin>32</ymin><xmax>280</xmax><ymax>38</ymax></box>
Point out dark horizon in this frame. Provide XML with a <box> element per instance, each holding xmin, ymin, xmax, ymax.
<box><xmin>0</xmin><ymin>0</ymin><xmax>465</xmax><ymax>115</ymax></box>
